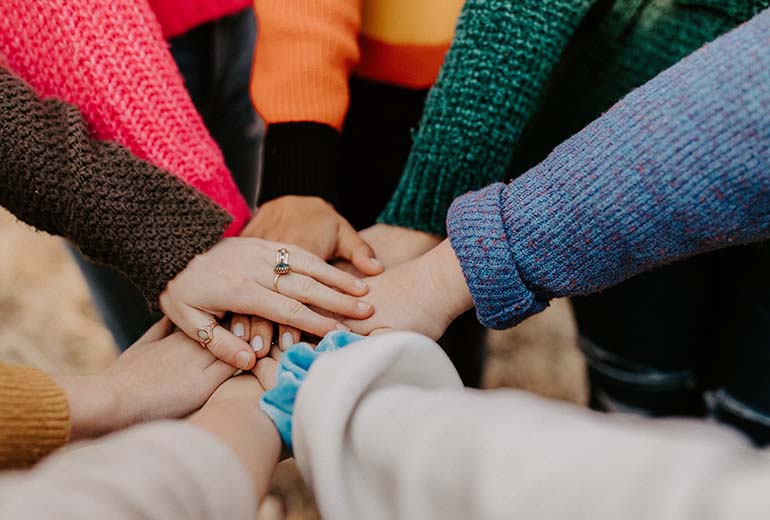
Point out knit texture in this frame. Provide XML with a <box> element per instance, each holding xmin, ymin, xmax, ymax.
<box><xmin>0</xmin><ymin>68</ymin><xmax>231</xmax><ymax>309</ymax></box>
<box><xmin>380</xmin><ymin>0</ymin><xmax>769</xmax><ymax>236</ymax></box>
<box><xmin>148</xmin><ymin>0</ymin><xmax>251</xmax><ymax>39</ymax></box>
<box><xmin>447</xmin><ymin>9</ymin><xmax>770</xmax><ymax>329</ymax></box>
<box><xmin>379</xmin><ymin>0</ymin><xmax>596</xmax><ymax>235</ymax></box>
<box><xmin>0</xmin><ymin>364</ymin><xmax>70</xmax><ymax>469</ymax></box>
<box><xmin>0</xmin><ymin>0</ymin><xmax>251</xmax><ymax>236</ymax></box>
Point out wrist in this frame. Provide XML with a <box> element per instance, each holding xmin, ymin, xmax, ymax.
<box><xmin>424</xmin><ymin>240</ymin><xmax>474</xmax><ymax>322</ymax></box>
<box><xmin>52</xmin><ymin>374</ymin><xmax>120</xmax><ymax>441</ymax></box>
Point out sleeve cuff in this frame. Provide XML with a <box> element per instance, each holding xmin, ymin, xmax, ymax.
<box><xmin>259</xmin><ymin>122</ymin><xmax>342</xmax><ymax>205</ymax></box>
<box><xmin>446</xmin><ymin>183</ymin><xmax>547</xmax><ymax>329</ymax></box>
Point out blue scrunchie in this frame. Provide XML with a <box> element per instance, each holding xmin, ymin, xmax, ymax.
<box><xmin>260</xmin><ymin>330</ymin><xmax>364</xmax><ymax>452</ymax></box>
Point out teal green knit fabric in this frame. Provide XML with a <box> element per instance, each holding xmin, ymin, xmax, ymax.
<box><xmin>379</xmin><ymin>0</ymin><xmax>769</xmax><ymax>236</ymax></box>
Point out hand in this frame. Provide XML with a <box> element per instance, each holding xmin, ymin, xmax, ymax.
<box><xmin>53</xmin><ymin>319</ymin><xmax>236</xmax><ymax>441</ymax></box>
<box><xmin>159</xmin><ymin>237</ymin><xmax>374</xmax><ymax>370</ymax></box>
<box><xmin>343</xmin><ymin>240</ymin><xmax>474</xmax><ymax>340</ymax></box>
<box><xmin>359</xmin><ymin>224</ymin><xmax>442</xmax><ymax>269</ymax></box>
<box><xmin>189</xmin><ymin>374</ymin><xmax>282</xmax><ymax>501</ymax></box>
<box><xmin>236</xmin><ymin>196</ymin><xmax>384</xmax><ymax>352</ymax></box>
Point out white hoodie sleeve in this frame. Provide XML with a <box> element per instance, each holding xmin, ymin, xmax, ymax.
<box><xmin>293</xmin><ymin>332</ymin><xmax>770</xmax><ymax>520</ymax></box>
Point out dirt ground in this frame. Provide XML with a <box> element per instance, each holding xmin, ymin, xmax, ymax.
<box><xmin>0</xmin><ymin>207</ymin><xmax>587</xmax><ymax>519</ymax></box>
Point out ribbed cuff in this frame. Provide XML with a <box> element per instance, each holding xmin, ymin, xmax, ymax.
<box><xmin>259</xmin><ymin>122</ymin><xmax>341</xmax><ymax>205</ymax></box>
<box><xmin>446</xmin><ymin>184</ymin><xmax>547</xmax><ymax>329</ymax></box>
<box><xmin>0</xmin><ymin>364</ymin><xmax>70</xmax><ymax>469</ymax></box>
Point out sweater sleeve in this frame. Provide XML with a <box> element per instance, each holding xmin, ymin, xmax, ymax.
<box><xmin>294</xmin><ymin>333</ymin><xmax>769</xmax><ymax>520</ymax></box>
<box><xmin>0</xmin><ymin>0</ymin><xmax>251</xmax><ymax>236</ymax></box>
<box><xmin>251</xmin><ymin>0</ymin><xmax>362</xmax><ymax>204</ymax></box>
<box><xmin>0</xmin><ymin>422</ymin><xmax>258</xmax><ymax>519</ymax></box>
<box><xmin>378</xmin><ymin>0</ymin><xmax>597</xmax><ymax>236</ymax></box>
<box><xmin>0</xmin><ymin>67</ymin><xmax>231</xmax><ymax>310</ymax></box>
<box><xmin>447</xmin><ymin>8</ymin><xmax>770</xmax><ymax>329</ymax></box>
<box><xmin>0</xmin><ymin>364</ymin><xmax>70</xmax><ymax>469</ymax></box>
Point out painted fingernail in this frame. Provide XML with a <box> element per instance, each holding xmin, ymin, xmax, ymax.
<box><xmin>355</xmin><ymin>279</ymin><xmax>367</xmax><ymax>290</ymax></box>
<box><xmin>233</xmin><ymin>323</ymin><xmax>245</xmax><ymax>338</ymax></box>
<box><xmin>235</xmin><ymin>351</ymin><xmax>252</xmax><ymax>370</ymax></box>
<box><xmin>336</xmin><ymin>323</ymin><xmax>351</xmax><ymax>332</ymax></box>
<box><xmin>251</xmin><ymin>336</ymin><xmax>264</xmax><ymax>353</ymax></box>
<box><xmin>370</xmin><ymin>258</ymin><xmax>384</xmax><ymax>267</ymax></box>
<box><xmin>357</xmin><ymin>301</ymin><xmax>372</xmax><ymax>311</ymax></box>
<box><xmin>281</xmin><ymin>332</ymin><xmax>294</xmax><ymax>350</ymax></box>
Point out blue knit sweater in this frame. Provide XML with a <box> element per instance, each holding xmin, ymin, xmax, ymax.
<box><xmin>447</xmin><ymin>10</ymin><xmax>770</xmax><ymax>329</ymax></box>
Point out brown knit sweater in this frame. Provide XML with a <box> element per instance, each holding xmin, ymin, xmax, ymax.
<box><xmin>0</xmin><ymin>66</ymin><xmax>232</xmax><ymax>309</ymax></box>
<box><xmin>0</xmin><ymin>364</ymin><xmax>69</xmax><ymax>468</ymax></box>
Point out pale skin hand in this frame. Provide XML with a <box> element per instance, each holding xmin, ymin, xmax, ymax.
<box><xmin>358</xmin><ymin>223</ymin><xmax>443</xmax><ymax>269</ymax></box>
<box><xmin>343</xmin><ymin>240</ymin><xmax>475</xmax><ymax>340</ymax></box>
<box><xmin>188</xmin><ymin>374</ymin><xmax>281</xmax><ymax>502</ymax></box>
<box><xmin>234</xmin><ymin>196</ymin><xmax>384</xmax><ymax>352</ymax></box>
<box><xmin>53</xmin><ymin>318</ymin><xmax>237</xmax><ymax>441</ymax></box>
<box><xmin>159</xmin><ymin>237</ymin><xmax>373</xmax><ymax>371</ymax></box>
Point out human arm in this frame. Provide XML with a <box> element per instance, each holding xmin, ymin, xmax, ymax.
<box><xmin>349</xmin><ymin>10</ymin><xmax>770</xmax><ymax>335</ymax></box>
<box><xmin>0</xmin><ymin>374</ymin><xmax>279</xmax><ymax>519</ymax></box>
<box><xmin>293</xmin><ymin>333</ymin><xmax>767</xmax><ymax>520</ymax></box>
<box><xmin>0</xmin><ymin>319</ymin><xmax>235</xmax><ymax>469</ymax></box>
<box><xmin>0</xmin><ymin>0</ymin><xmax>250</xmax><ymax>234</ymax></box>
<box><xmin>378</xmin><ymin>0</ymin><xmax>597</xmax><ymax>236</ymax></box>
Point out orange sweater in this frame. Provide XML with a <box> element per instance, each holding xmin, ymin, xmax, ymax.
<box><xmin>251</xmin><ymin>0</ymin><xmax>464</xmax><ymax>130</ymax></box>
<box><xmin>0</xmin><ymin>364</ymin><xmax>70</xmax><ymax>469</ymax></box>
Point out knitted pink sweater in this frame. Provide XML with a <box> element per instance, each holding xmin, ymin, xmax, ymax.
<box><xmin>0</xmin><ymin>0</ymin><xmax>251</xmax><ymax>235</ymax></box>
<box><xmin>150</xmin><ymin>0</ymin><xmax>252</xmax><ymax>38</ymax></box>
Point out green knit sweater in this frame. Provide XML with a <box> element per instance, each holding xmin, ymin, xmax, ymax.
<box><xmin>378</xmin><ymin>0</ymin><xmax>769</xmax><ymax>236</ymax></box>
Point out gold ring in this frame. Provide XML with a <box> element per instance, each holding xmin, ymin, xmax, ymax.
<box><xmin>273</xmin><ymin>248</ymin><xmax>291</xmax><ymax>292</ymax></box>
<box><xmin>195</xmin><ymin>322</ymin><xmax>218</xmax><ymax>349</ymax></box>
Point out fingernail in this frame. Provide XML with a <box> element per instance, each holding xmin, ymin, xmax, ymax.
<box><xmin>370</xmin><ymin>258</ymin><xmax>384</xmax><ymax>267</ymax></box>
<box><xmin>235</xmin><ymin>351</ymin><xmax>252</xmax><ymax>370</ymax></box>
<box><xmin>233</xmin><ymin>323</ymin><xmax>245</xmax><ymax>338</ymax></box>
<box><xmin>281</xmin><ymin>332</ymin><xmax>294</xmax><ymax>350</ymax></box>
<box><xmin>336</xmin><ymin>323</ymin><xmax>351</xmax><ymax>332</ymax></box>
<box><xmin>251</xmin><ymin>336</ymin><xmax>264</xmax><ymax>353</ymax></box>
<box><xmin>355</xmin><ymin>279</ymin><xmax>367</xmax><ymax>290</ymax></box>
<box><xmin>357</xmin><ymin>301</ymin><xmax>371</xmax><ymax>311</ymax></box>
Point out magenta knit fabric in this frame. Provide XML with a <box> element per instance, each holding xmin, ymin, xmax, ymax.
<box><xmin>0</xmin><ymin>0</ymin><xmax>251</xmax><ymax>236</ymax></box>
<box><xmin>149</xmin><ymin>0</ymin><xmax>252</xmax><ymax>38</ymax></box>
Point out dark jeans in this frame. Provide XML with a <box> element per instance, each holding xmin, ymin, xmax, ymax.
<box><xmin>576</xmin><ymin>244</ymin><xmax>770</xmax><ymax>445</ymax></box>
<box><xmin>73</xmin><ymin>8</ymin><xmax>262</xmax><ymax>350</ymax></box>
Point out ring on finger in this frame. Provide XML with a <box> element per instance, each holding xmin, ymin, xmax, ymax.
<box><xmin>195</xmin><ymin>322</ymin><xmax>218</xmax><ymax>349</ymax></box>
<box><xmin>273</xmin><ymin>248</ymin><xmax>291</xmax><ymax>293</ymax></box>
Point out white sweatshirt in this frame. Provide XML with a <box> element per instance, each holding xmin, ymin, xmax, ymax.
<box><xmin>2</xmin><ymin>332</ymin><xmax>770</xmax><ymax>519</ymax></box>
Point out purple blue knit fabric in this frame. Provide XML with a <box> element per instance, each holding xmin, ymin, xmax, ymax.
<box><xmin>447</xmin><ymin>10</ymin><xmax>770</xmax><ymax>329</ymax></box>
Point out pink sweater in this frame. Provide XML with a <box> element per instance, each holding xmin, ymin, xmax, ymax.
<box><xmin>150</xmin><ymin>0</ymin><xmax>252</xmax><ymax>38</ymax></box>
<box><xmin>0</xmin><ymin>0</ymin><xmax>251</xmax><ymax>236</ymax></box>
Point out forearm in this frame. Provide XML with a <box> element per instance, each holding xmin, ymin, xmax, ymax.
<box><xmin>0</xmin><ymin>0</ymin><xmax>251</xmax><ymax>234</ymax></box>
<box><xmin>379</xmin><ymin>0</ymin><xmax>596</xmax><ymax>235</ymax></box>
<box><xmin>0</xmin><ymin>68</ymin><xmax>230</xmax><ymax>309</ymax></box>
<box><xmin>448</xmin><ymin>9</ymin><xmax>770</xmax><ymax>328</ymax></box>
<box><xmin>0</xmin><ymin>422</ymin><xmax>258</xmax><ymax>519</ymax></box>
<box><xmin>0</xmin><ymin>364</ymin><xmax>70</xmax><ymax>469</ymax></box>
<box><xmin>188</xmin><ymin>400</ymin><xmax>281</xmax><ymax>501</ymax></box>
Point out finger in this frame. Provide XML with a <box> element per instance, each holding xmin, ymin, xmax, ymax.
<box><xmin>253</xmin><ymin>356</ymin><xmax>280</xmax><ymax>390</ymax></box>
<box><xmin>220</xmin><ymin>284</ymin><xmax>349</xmax><ymax>339</ymax></box>
<box><xmin>268</xmin><ymin>344</ymin><xmax>283</xmax><ymax>362</ymax></box>
<box><xmin>335</xmin><ymin>222</ymin><xmax>384</xmax><ymax>276</ymax></box>
<box><xmin>135</xmin><ymin>317</ymin><xmax>174</xmax><ymax>344</ymax></box>
<box><xmin>277</xmin><ymin>273</ymin><xmax>374</xmax><ymax>320</ymax></box>
<box><xmin>277</xmin><ymin>324</ymin><xmax>300</xmax><ymax>351</ymax></box>
<box><xmin>249</xmin><ymin>316</ymin><xmax>272</xmax><ymax>359</ymax></box>
<box><xmin>288</xmin><ymin>248</ymin><xmax>369</xmax><ymax>297</ymax></box>
<box><xmin>230</xmin><ymin>314</ymin><xmax>251</xmax><ymax>342</ymax></box>
<box><xmin>179</xmin><ymin>306</ymin><xmax>256</xmax><ymax>371</ymax></box>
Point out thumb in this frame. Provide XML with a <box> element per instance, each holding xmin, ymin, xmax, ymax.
<box><xmin>336</xmin><ymin>222</ymin><xmax>384</xmax><ymax>276</ymax></box>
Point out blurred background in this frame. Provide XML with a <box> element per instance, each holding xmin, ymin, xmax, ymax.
<box><xmin>0</xmin><ymin>207</ymin><xmax>587</xmax><ymax>519</ymax></box>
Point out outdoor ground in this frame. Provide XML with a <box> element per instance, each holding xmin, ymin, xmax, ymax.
<box><xmin>0</xmin><ymin>207</ymin><xmax>587</xmax><ymax>519</ymax></box>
